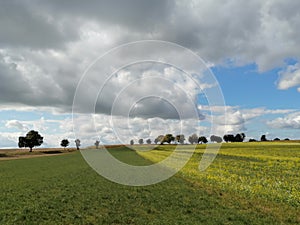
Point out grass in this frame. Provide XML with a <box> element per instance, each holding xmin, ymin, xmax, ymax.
<box><xmin>0</xmin><ymin>143</ymin><xmax>299</xmax><ymax>224</ymax></box>
<box><xmin>137</xmin><ymin>142</ymin><xmax>300</xmax><ymax>222</ymax></box>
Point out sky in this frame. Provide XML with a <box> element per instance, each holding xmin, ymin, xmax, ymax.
<box><xmin>0</xmin><ymin>0</ymin><xmax>300</xmax><ymax>148</ymax></box>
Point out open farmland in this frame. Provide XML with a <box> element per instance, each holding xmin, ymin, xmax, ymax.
<box><xmin>0</xmin><ymin>143</ymin><xmax>299</xmax><ymax>224</ymax></box>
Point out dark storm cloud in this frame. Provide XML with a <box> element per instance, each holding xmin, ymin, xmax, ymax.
<box><xmin>0</xmin><ymin>59</ymin><xmax>29</xmax><ymax>104</ymax></box>
<box><xmin>0</xmin><ymin>0</ymin><xmax>79</xmax><ymax>49</ymax></box>
<box><xmin>41</xmin><ymin>0</ymin><xmax>174</xmax><ymax>31</ymax></box>
<box><xmin>0</xmin><ymin>0</ymin><xmax>300</xmax><ymax>119</ymax></box>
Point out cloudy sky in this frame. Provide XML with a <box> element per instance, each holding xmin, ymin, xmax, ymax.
<box><xmin>1</xmin><ymin>0</ymin><xmax>300</xmax><ymax>148</ymax></box>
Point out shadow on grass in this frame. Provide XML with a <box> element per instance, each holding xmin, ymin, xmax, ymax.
<box><xmin>41</xmin><ymin>151</ymin><xmax>63</xmax><ymax>154</ymax></box>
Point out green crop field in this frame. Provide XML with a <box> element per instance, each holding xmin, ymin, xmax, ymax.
<box><xmin>0</xmin><ymin>143</ymin><xmax>299</xmax><ymax>224</ymax></box>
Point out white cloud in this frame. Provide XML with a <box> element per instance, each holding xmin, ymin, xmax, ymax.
<box><xmin>0</xmin><ymin>0</ymin><xmax>300</xmax><ymax>115</ymax></box>
<box><xmin>277</xmin><ymin>63</ymin><xmax>300</xmax><ymax>90</ymax></box>
<box><xmin>267</xmin><ymin>111</ymin><xmax>300</xmax><ymax>129</ymax></box>
<box><xmin>1</xmin><ymin>106</ymin><xmax>297</xmax><ymax>148</ymax></box>
<box><xmin>72</xmin><ymin>113</ymin><xmax>210</xmax><ymax>145</ymax></box>
<box><xmin>0</xmin><ymin>132</ymin><xmax>22</xmax><ymax>148</ymax></box>
<box><xmin>199</xmin><ymin>105</ymin><xmax>296</xmax><ymax>135</ymax></box>
<box><xmin>1</xmin><ymin>1</ymin><xmax>300</xmax><ymax>147</ymax></box>
<box><xmin>5</xmin><ymin>120</ymin><xmax>28</xmax><ymax>131</ymax></box>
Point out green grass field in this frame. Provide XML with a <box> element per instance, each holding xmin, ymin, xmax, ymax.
<box><xmin>0</xmin><ymin>143</ymin><xmax>299</xmax><ymax>224</ymax></box>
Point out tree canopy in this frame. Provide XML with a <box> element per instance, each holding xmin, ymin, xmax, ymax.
<box><xmin>75</xmin><ymin>139</ymin><xmax>81</xmax><ymax>150</ymax></box>
<box><xmin>260</xmin><ymin>135</ymin><xmax>267</xmax><ymax>142</ymax></box>
<box><xmin>61</xmin><ymin>139</ymin><xmax>69</xmax><ymax>149</ymax></box>
<box><xmin>162</xmin><ymin>134</ymin><xmax>175</xmax><ymax>144</ymax></box>
<box><xmin>154</xmin><ymin>135</ymin><xmax>165</xmax><ymax>144</ymax></box>
<box><xmin>95</xmin><ymin>140</ymin><xmax>100</xmax><ymax>148</ymax></box>
<box><xmin>198</xmin><ymin>136</ymin><xmax>208</xmax><ymax>144</ymax></box>
<box><xmin>175</xmin><ymin>134</ymin><xmax>185</xmax><ymax>144</ymax></box>
<box><xmin>210</xmin><ymin>135</ymin><xmax>222</xmax><ymax>143</ymax></box>
<box><xmin>138</xmin><ymin>139</ymin><xmax>144</xmax><ymax>144</ymax></box>
<box><xmin>18</xmin><ymin>130</ymin><xmax>43</xmax><ymax>152</ymax></box>
<box><xmin>188</xmin><ymin>134</ymin><xmax>198</xmax><ymax>144</ymax></box>
<box><xmin>223</xmin><ymin>133</ymin><xmax>245</xmax><ymax>142</ymax></box>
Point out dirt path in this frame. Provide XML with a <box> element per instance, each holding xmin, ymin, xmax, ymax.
<box><xmin>0</xmin><ymin>145</ymin><xmax>130</xmax><ymax>161</ymax></box>
<box><xmin>0</xmin><ymin>148</ymin><xmax>77</xmax><ymax>161</ymax></box>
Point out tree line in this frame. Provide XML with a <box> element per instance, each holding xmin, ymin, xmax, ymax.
<box><xmin>130</xmin><ymin>133</ymin><xmax>290</xmax><ymax>145</ymax></box>
<box><xmin>17</xmin><ymin>130</ymin><xmax>291</xmax><ymax>152</ymax></box>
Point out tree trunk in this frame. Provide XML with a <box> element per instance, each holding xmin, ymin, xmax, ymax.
<box><xmin>29</xmin><ymin>148</ymin><xmax>32</xmax><ymax>152</ymax></box>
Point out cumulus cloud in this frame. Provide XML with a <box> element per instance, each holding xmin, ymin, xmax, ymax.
<box><xmin>199</xmin><ymin>105</ymin><xmax>296</xmax><ymax>135</ymax></box>
<box><xmin>267</xmin><ymin>111</ymin><xmax>300</xmax><ymax>129</ymax></box>
<box><xmin>72</xmin><ymin>113</ymin><xmax>210</xmax><ymax>145</ymax></box>
<box><xmin>277</xmin><ymin>63</ymin><xmax>300</xmax><ymax>91</ymax></box>
<box><xmin>1</xmin><ymin>117</ymin><xmax>76</xmax><ymax>148</ymax></box>
<box><xmin>0</xmin><ymin>0</ymin><xmax>78</xmax><ymax>49</ymax></box>
<box><xmin>0</xmin><ymin>132</ymin><xmax>22</xmax><ymax>148</ymax></box>
<box><xmin>1</xmin><ymin>0</ymin><xmax>300</xmax><ymax>146</ymax></box>
<box><xmin>5</xmin><ymin>120</ymin><xmax>28</xmax><ymax>131</ymax></box>
<box><xmin>4</xmin><ymin>0</ymin><xmax>298</xmax><ymax>68</ymax></box>
<box><xmin>0</xmin><ymin>0</ymin><xmax>299</xmax><ymax>116</ymax></box>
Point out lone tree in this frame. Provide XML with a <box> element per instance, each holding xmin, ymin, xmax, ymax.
<box><xmin>18</xmin><ymin>130</ymin><xmax>43</xmax><ymax>152</ymax></box>
<box><xmin>198</xmin><ymin>136</ymin><xmax>208</xmax><ymax>144</ymax></box>
<box><xmin>61</xmin><ymin>139</ymin><xmax>69</xmax><ymax>149</ymax></box>
<box><xmin>175</xmin><ymin>134</ymin><xmax>185</xmax><ymax>144</ymax></box>
<box><xmin>146</xmin><ymin>139</ymin><xmax>151</xmax><ymax>144</ymax></box>
<box><xmin>130</xmin><ymin>140</ymin><xmax>134</xmax><ymax>145</ymax></box>
<box><xmin>260</xmin><ymin>135</ymin><xmax>267</xmax><ymax>142</ymax></box>
<box><xmin>95</xmin><ymin>140</ymin><xmax>100</xmax><ymax>148</ymax></box>
<box><xmin>235</xmin><ymin>133</ymin><xmax>246</xmax><ymax>142</ymax></box>
<box><xmin>138</xmin><ymin>138</ymin><xmax>144</xmax><ymax>144</ymax></box>
<box><xmin>188</xmin><ymin>134</ymin><xmax>198</xmax><ymax>144</ymax></box>
<box><xmin>223</xmin><ymin>134</ymin><xmax>235</xmax><ymax>142</ymax></box>
<box><xmin>249</xmin><ymin>139</ymin><xmax>257</xmax><ymax>142</ymax></box>
<box><xmin>162</xmin><ymin>134</ymin><xmax>175</xmax><ymax>144</ymax></box>
<box><xmin>75</xmin><ymin>139</ymin><xmax>81</xmax><ymax>150</ymax></box>
<box><xmin>154</xmin><ymin>135</ymin><xmax>164</xmax><ymax>144</ymax></box>
<box><xmin>210</xmin><ymin>135</ymin><xmax>222</xmax><ymax>143</ymax></box>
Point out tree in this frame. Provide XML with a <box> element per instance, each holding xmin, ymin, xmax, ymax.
<box><xmin>210</xmin><ymin>135</ymin><xmax>222</xmax><ymax>143</ymax></box>
<box><xmin>61</xmin><ymin>139</ymin><xmax>69</xmax><ymax>149</ymax></box>
<box><xmin>95</xmin><ymin>140</ymin><xmax>100</xmax><ymax>148</ymax></box>
<box><xmin>223</xmin><ymin>134</ymin><xmax>235</xmax><ymax>142</ymax></box>
<box><xmin>138</xmin><ymin>138</ymin><xmax>144</xmax><ymax>144</ymax></box>
<box><xmin>273</xmin><ymin>138</ymin><xmax>280</xmax><ymax>141</ymax></box>
<box><xmin>223</xmin><ymin>134</ymin><xmax>229</xmax><ymax>142</ymax></box>
<box><xmin>146</xmin><ymin>139</ymin><xmax>151</xmax><ymax>144</ymax></box>
<box><xmin>75</xmin><ymin>139</ymin><xmax>81</xmax><ymax>150</ymax></box>
<box><xmin>130</xmin><ymin>140</ymin><xmax>134</xmax><ymax>145</ymax></box>
<box><xmin>162</xmin><ymin>134</ymin><xmax>175</xmax><ymax>144</ymax></box>
<box><xmin>260</xmin><ymin>135</ymin><xmax>267</xmax><ymax>142</ymax></box>
<box><xmin>175</xmin><ymin>134</ymin><xmax>185</xmax><ymax>144</ymax></box>
<box><xmin>188</xmin><ymin>134</ymin><xmax>198</xmax><ymax>144</ymax></box>
<box><xmin>18</xmin><ymin>130</ymin><xmax>43</xmax><ymax>152</ymax></box>
<box><xmin>249</xmin><ymin>139</ymin><xmax>257</xmax><ymax>142</ymax></box>
<box><xmin>235</xmin><ymin>133</ymin><xmax>246</xmax><ymax>142</ymax></box>
<box><xmin>154</xmin><ymin>135</ymin><xmax>164</xmax><ymax>144</ymax></box>
<box><xmin>198</xmin><ymin>136</ymin><xmax>208</xmax><ymax>144</ymax></box>
<box><xmin>284</xmin><ymin>138</ymin><xmax>290</xmax><ymax>141</ymax></box>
